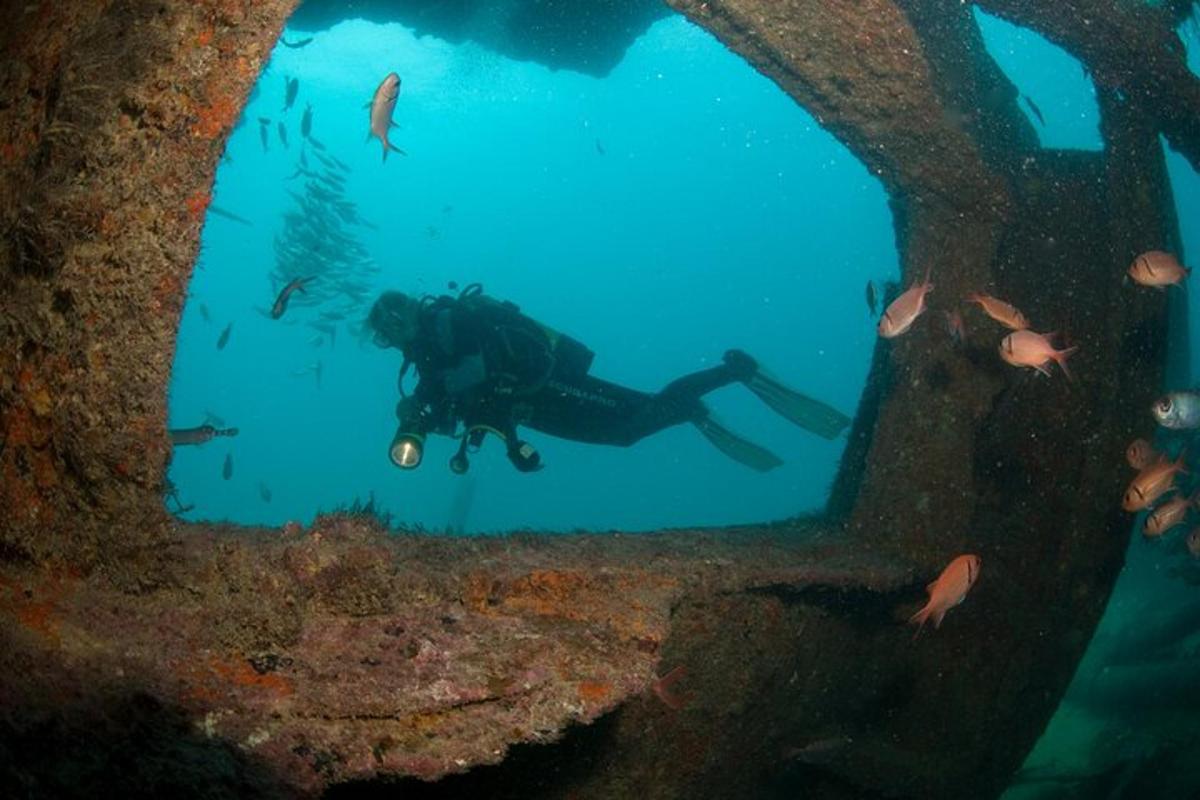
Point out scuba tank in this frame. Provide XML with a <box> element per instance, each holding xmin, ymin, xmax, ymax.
<box><xmin>452</xmin><ymin>283</ymin><xmax>595</xmax><ymax>388</ymax></box>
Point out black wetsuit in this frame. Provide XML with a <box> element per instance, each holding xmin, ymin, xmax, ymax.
<box><xmin>395</xmin><ymin>291</ymin><xmax>748</xmax><ymax>470</ymax></box>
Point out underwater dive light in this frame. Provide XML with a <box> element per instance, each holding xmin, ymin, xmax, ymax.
<box><xmin>389</xmin><ymin>429</ymin><xmax>425</xmax><ymax>469</ymax></box>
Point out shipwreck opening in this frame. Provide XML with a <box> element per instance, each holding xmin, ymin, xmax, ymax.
<box><xmin>973</xmin><ymin>8</ymin><xmax>1101</xmax><ymax>152</ymax></box>
<box><xmin>165</xmin><ymin>5</ymin><xmax>898</xmax><ymax>534</ymax></box>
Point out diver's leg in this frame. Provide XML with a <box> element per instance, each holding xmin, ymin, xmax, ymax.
<box><xmin>524</xmin><ymin>372</ymin><xmax>783</xmax><ymax>470</ymax></box>
<box><xmin>524</xmin><ymin>376</ymin><xmax>656</xmax><ymax>446</ymax></box>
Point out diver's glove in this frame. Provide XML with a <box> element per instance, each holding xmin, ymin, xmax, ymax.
<box><xmin>507</xmin><ymin>438</ymin><xmax>543</xmax><ymax>472</ymax></box>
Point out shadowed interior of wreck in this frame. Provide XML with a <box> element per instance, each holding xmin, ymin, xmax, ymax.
<box><xmin>2</xmin><ymin>1</ymin><xmax>1198</xmax><ymax>798</ymax></box>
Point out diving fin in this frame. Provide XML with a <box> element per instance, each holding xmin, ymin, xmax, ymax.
<box><xmin>744</xmin><ymin>369</ymin><xmax>850</xmax><ymax>440</ymax></box>
<box><xmin>693</xmin><ymin>415</ymin><xmax>783</xmax><ymax>472</ymax></box>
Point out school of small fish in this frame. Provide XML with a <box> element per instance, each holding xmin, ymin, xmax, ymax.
<box><xmin>175</xmin><ymin>58</ymin><xmax>415</xmax><ymax>511</ymax></box>
<box><xmin>1121</xmin><ymin>252</ymin><xmax>1200</xmax><ymax>552</ymax></box>
<box><xmin>865</xmin><ymin>247</ymin><xmax>1197</xmax><ymax>637</ymax></box>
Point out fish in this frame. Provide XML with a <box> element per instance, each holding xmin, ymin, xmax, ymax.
<box><xmin>281</xmin><ymin>36</ymin><xmax>313</xmax><ymax>49</ymax></box>
<box><xmin>258</xmin><ymin>482</ymin><xmax>273</xmax><ymax>502</ymax></box>
<box><xmin>865</xmin><ymin>280</ymin><xmax>877</xmax><ymax>316</ymax></box>
<box><xmin>222</xmin><ymin>452</ymin><xmax>233</xmax><ymax>480</ymax></box>
<box><xmin>909</xmin><ymin>554</ymin><xmax>981</xmax><ymax>638</ymax></box>
<box><xmin>998</xmin><ymin>330</ymin><xmax>1077</xmax><ymax>379</ymax></box>
<box><xmin>784</xmin><ymin>737</ymin><xmax>852</xmax><ymax>766</ymax></box>
<box><xmin>199</xmin><ymin>303</ymin><xmax>211</xmax><ymax>323</ymax></box>
<box><xmin>1022</xmin><ymin>94</ymin><xmax>1045</xmax><ymax>126</ymax></box>
<box><xmin>1143</xmin><ymin>492</ymin><xmax>1195</xmax><ymax>537</ymax></box>
<box><xmin>650</xmin><ymin>666</ymin><xmax>691</xmax><ymax>710</ymax></box>
<box><xmin>966</xmin><ymin>292</ymin><xmax>1029</xmax><ymax>330</ymax></box>
<box><xmin>168</xmin><ymin>425</ymin><xmax>238</xmax><ymax>446</ymax></box>
<box><xmin>300</xmin><ymin>103</ymin><xmax>313</xmax><ymax>139</ymax></box>
<box><xmin>944</xmin><ymin>309</ymin><xmax>966</xmax><ymax>345</ymax></box>
<box><xmin>299</xmin><ymin>149</ymin><xmax>309</xmax><ymax>168</ymax></box>
<box><xmin>368</xmin><ymin>72</ymin><xmax>406</xmax><ymax>162</ymax></box>
<box><xmin>277</xmin><ymin>121</ymin><xmax>288</xmax><ymax>149</ymax></box>
<box><xmin>1126</xmin><ymin>438</ymin><xmax>1159</xmax><ymax>470</ymax></box>
<box><xmin>257</xmin><ymin>117</ymin><xmax>270</xmax><ymax>152</ymax></box>
<box><xmin>207</xmin><ymin>205</ymin><xmax>253</xmax><ymax>226</ymax></box>
<box><xmin>216</xmin><ymin>322</ymin><xmax>233</xmax><ymax>350</ymax></box>
<box><xmin>308</xmin><ymin>136</ymin><xmax>327</xmax><ymax>152</ymax></box>
<box><xmin>310</xmin><ymin>321</ymin><xmax>337</xmax><ymax>346</ymax></box>
<box><xmin>1188</xmin><ymin>528</ymin><xmax>1200</xmax><ymax>557</ymax></box>
<box><xmin>1122</xmin><ymin>450</ymin><xmax>1187</xmax><ymax>512</ymax></box>
<box><xmin>283</xmin><ymin>76</ymin><xmax>299</xmax><ymax>112</ymax></box>
<box><xmin>271</xmin><ymin>277</ymin><xmax>314</xmax><ymax>319</ymax></box>
<box><xmin>291</xmin><ymin>361</ymin><xmax>323</xmax><ymax>389</ymax></box>
<box><xmin>1128</xmin><ymin>250</ymin><xmax>1190</xmax><ymax>289</ymax></box>
<box><xmin>1152</xmin><ymin>391</ymin><xmax>1200</xmax><ymax>430</ymax></box>
<box><xmin>877</xmin><ymin>268</ymin><xmax>933</xmax><ymax>338</ymax></box>
<box><xmin>330</xmin><ymin>154</ymin><xmax>351</xmax><ymax>172</ymax></box>
<box><xmin>595</xmin><ymin>138</ymin><xmax>606</xmax><ymax>156</ymax></box>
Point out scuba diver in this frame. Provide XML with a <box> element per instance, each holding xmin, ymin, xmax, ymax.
<box><xmin>367</xmin><ymin>284</ymin><xmax>851</xmax><ymax>474</ymax></box>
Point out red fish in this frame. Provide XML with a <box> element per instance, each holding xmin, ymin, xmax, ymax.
<box><xmin>651</xmin><ymin>665</ymin><xmax>692</xmax><ymax>710</ymax></box>
<box><xmin>966</xmin><ymin>292</ymin><xmax>1029</xmax><ymax>330</ymax></box>
<box><xmin>1125</xmin><ymin>438</ymin><xmax>1158</xmax><ymax>470</ymax></box>
<box><xmin>1122</xmin><ymin>450</ymin><xmax>1187</xmax><ymax>512</ymax></box>
<box><xmin>1187</xmin><ymin>528</ymin><xmax>1200</xmax><ymax>557</ymax></box>
<box><xmin>910</xmin><ymin>554</ymin><xmax>981</xmax><ymax>638</ymax></box>
<box><xmin>943</xmin><ymin>309</ymin><xmax>966</xmax><ymax>345</ymax></box>
<box><xmin>1128</xmin><ymin>250</ymin><xmax>1189</xmax><ymax>289</ymax></box>
<box><xmin>998</xmin><ymin>330</ymin><xmax>1077</xmax><ymax>380</ymax></box>
<box><xmin>368</xmin><ymin>72</ymin><xmax>406</xmax><ymax>162</ymax></box>
<box><xmin>271</xmin><ymin>277</ymin><xmax>314</xmax><ymax>320</ymax></box>
<box><xmin>1143</xmin><ymin>491</ymin><xmax>1195</xmax><ymax>537</ymax></box>
<box><xmin>878</xmin><ymin>267</ymin><xmax>933</xmax><ymax>339</ymax></box>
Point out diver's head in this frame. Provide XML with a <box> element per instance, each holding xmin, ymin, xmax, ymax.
<box><xmin>368</xmin><ymin>291</ymin><xmax>421</xmax><ymax>350</ymax></box>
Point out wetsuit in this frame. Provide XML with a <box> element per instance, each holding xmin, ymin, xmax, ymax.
<box><xmin>395</xmin><ymin>289</ymin><xmax>751</xmax><ymax>471</ymax></box>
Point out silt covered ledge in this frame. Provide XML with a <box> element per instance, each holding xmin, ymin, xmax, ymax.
<box><xmin>0</xmin><ymin>0</ymin><xmax>1189</xmax><ymax>797</ymax></box>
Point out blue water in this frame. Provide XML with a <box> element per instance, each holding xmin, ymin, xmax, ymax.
<box><xmin>167</xmin><ymin>14</ymin><xmax>895</xmax><ymax>533</ymax></box>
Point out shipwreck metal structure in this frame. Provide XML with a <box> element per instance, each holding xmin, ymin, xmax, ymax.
<box><xmin>1</xmin><ymin>1</ymin><xmax>1196</xmax><ymax>797</ymax></box>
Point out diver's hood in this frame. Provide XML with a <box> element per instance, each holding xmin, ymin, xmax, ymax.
<box><xmin>369</xmin><ymin>291</ymin><xmax>420</xmax><ymax>349</ymax></box>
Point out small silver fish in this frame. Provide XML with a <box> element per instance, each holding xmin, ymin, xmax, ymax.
<box><xmin>283</xmin><ymin>76</ymin><xmax>299</xmax><ymax>112</ymax></box>
<box><xmin>1152</xmin><ymin>392</ymin><xmax>1200</xmax><ymax>430</ymax></box>
<box><xmin>301</xmin><ymin>103</ymin><xmax>313</xmax><ymax>139</ymax></box>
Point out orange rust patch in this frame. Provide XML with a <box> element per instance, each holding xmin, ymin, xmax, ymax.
<box><xmin>186</xmin><ymin>190</ymin><xmax>211</xmax><ymax>219</ymax></box>
<box><xmin>577</xmin><ymin>680</ymin><xmax>611</xmax><ymax>703</ymax></box>
<box><xmin>210</xmin><ymin>656</ymin><xmax>294</xmax><ymax>697</ymax></box>
<box><xmin>498</xmin><ymin>569</ymin><xmax>677</xmax><ymax>641</ymax></box>
<box><xmin>178</xmin><ymin>654</ymin><xmax>295</xmax><ymax>707</ymax></box>
<box><xmin>191</xmin><ymin>94</ymin><xmax>239</xmax><ymax>140</ymax></box>
<box><xmin>0</xmin><ymin>568</ymin><xmax>79</xmax><ymax>645</ymax></box>
<box><xmin>197</xmin><ymin>26</ymin><xmax>214</xmax><ymax>47</ymax></box>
